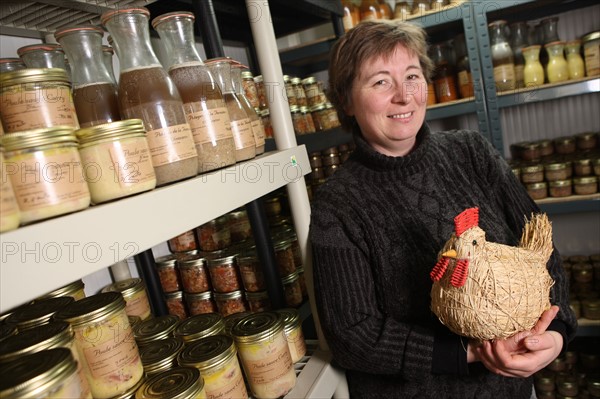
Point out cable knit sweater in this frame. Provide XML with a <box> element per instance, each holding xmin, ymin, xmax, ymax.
<box><xmin>309</xmin><ymin>124</ymin><xmax>577</xmax><ymax>399</ymax></box>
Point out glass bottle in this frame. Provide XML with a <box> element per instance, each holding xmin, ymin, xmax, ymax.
<box><xmin>17</xmin><ymin>43</ymin><xmax>67</xmax><ymax>70</ymax></box>
<box><xmin>430</xmin><ymin>42</ymin><xmax>458</xmax><ymax>103</ymax></box>
<box><xmin>378</xmin><ymin>0</ymin><xmax>393</xmax><ymax>19</ymax></box>
<box><xmin>231</xmin><ymin>63</ymin><xmax>266</xmax><ymax>155</ymax></box>
<box><xmin>0</xmin><ymin>58</ymin><xmax>26</xmax><ymax>73</ymax></box>
<box><xmin>455</xmin><ymin>34</ymin><xmax>474</xmax><ymax>98</ymax></box>
<box><xmin>412</xmin><ymin>0</ymin><xmax>431</xmax><ymax>15</ymax></box>
<box><xmin>360</xmin><ymin>0</ymin><xmax>381</xmax><ymax>21</ymax></box>
<box><xmin>565</xmin><ymin>40</ymin><xmax>585</xmax><ymax>80</ymax></box>
<box><xmin>54</xmin><ymin>25</ymin><xmax>121</xmax><ymax>128</ymax></box>
<box><xmin>545</xmin><ymin>41</ymin><xmax>569</xmax><ymax>83</ymax></box>
<box><xmin>522</xmin><ymin>45</ymin><xmax>545</xmax><ymax>87</ymax></box>
<box><xmin>489</xmin><ymin>20</ymin><xmax>516</xmax><ymax>92</ymax></box>
<box><xmin>510</xmin><ymin>21</ymin><xmax>529</xmax><ymax>88</ymax></box>
<box><xmin>341</xmin><ymin>0</ymin><xmax>360</xmax><ymax>31</ymax></box>
<box><xmin>540</xmin><ymin>17</ymin><xmax>560</xmax><ymax>76</ymax></box>
<box><xmin>102</xmin><ymin>45</ymin><xmax>117</xmax><ymax>83</ymax></box>
<box><xmin>152</xmin><ymin>11</ymin><xmax>237</xmax><ymax>173</ymax></box>
<box><xmin>101</xmin><ymin>7</ymin><xmax>198</xmax><ymax>186</ymax></box>
<box><xmin>393</xmin><ymin>1</ymin><xmax>411</xmax><ymax>20</ymax></box>
<box><xmin>206</xmin><ymin>59</ymin><xmax>256</xmax><ymax>162</ymax></box>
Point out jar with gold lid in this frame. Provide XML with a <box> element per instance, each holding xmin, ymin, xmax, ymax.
<box><xmin>173</xmin><ymin>312</ymin><xmax>225</xmax><ymax>344</ymax></box>
<box><xmin>135</xmin><ymin>366</ymin><xmax>206</xmax><ymax>399</ymax></box>
<box><xmin>76</xmin><ymin>119</ymin><xmax>156</xmax><ymax>204</ymax></box>
<box><xmin>0</xmin><ymin>147</ymin><xmax>20</xmax><ymax>232</ymax></box>
<box><xmin>237</xmin><ymin>251</ymin><xmax>266</xmax><ymax>292</ymax></box>
<box><xmin>520</xmin><ymin>164</ymin><xmax>545</xmax><ymax>183</ymax></box>
<box><xmin>241</xmin><ymin>70</ymin><xmax>260</xmax><ymax>109</ymax></box>
<box><xmin>138</xmin><ymin>336</ymin><xmax>185</xmax><ymax>376</ymax></box>
<box><xmin>206</xmin><ymin>255</ymin><xmax>243</xmax><ymax>293</ymax></box>
<box><xmin>544</xmin><ymin>162</ymin><xmax>570</xmax><ymax>181</ymax></box>
<box><xmin>155</xmin><ymin>254</ymin><xmax>182</xmax><ymax>293</ymax></box>
<box><xmin>253</xmin><ymin>75</ymin><xmax>269</xmax><ymax>110</ymax></box>
<box><xmin>554</xmin><ymin>136</ymin><xmax>577</xmax><ymax>155</ymax></box>
<box><xmin>196</xmin><ymin>215</ymin><xmax>232</xmax><ymax>252</ymax></box>
<box><xmin>291</xmin><ymin>77</ymin><xmax>307</xmax><ymax>107</ymax></box>
<box><xmin>582</xmin><ymin>299</ymin><xmax>600</xmax><ymax>320</ymax></box>
<box><xmin>574</xmin><ymin>158</ymin><xmax>593</xmax><ymax>177</ymax></box>
<box><xmin>594</xmin><ymin>158</ymin><xmax>600</xmax><ymax>176</ymax></box>
<box><xmin>526</xmin><ymin>182</ymin><xmax>548</xmax><ymax>200</ymax></box>
<box><xmin>259</xmin><ymin>108</ymin><xmax>273</xmax><ymax>138</ymax></box>
<box><xmin>185</xmin><ymin>291</ymin><xmax>217</xmax><ymax>316</ymax></box>
<box><xmin>576</xmin><ymin>132</ymin><xmax>598</xmax><ymax>151</ymax></box>
<box><xmin>54</xmin><ymin>292</ymin><xmax>144</xmax><ymax>399</ymax></box>
<box><xmin>101</xmin><ymin>277</ymin><xmax>152</xmax><ymax>320</ymax></box>
<box><xmin>549</xmin><ymin>179</ymin><xmax>572</xmax><ymax>197</ymax></box>
<box><xmin>0</xmin><ymin>68</ymin><xmax>79</xmax><ymax>133</ymax></box>
<box><xmin>283</xmin><ymin>75</ymin><xmax>297</xmax><ymax>106</ymax></box>
<box><xmin>534</xmin><ymin>368</ymin><xmax>555</xmax><ymax>393</ymax></box>
<box><xmin>177</xmin><ymin>334</ymin><xmax>247</xmax><ymax>399</ymax></box>
<box><xmin>536</xmin><ymin>139</ymin><xmax>555</xmax><ymax>158</ymax></box>
<box><xmin>5</xmin><ymin>296</ymin><xmax>74</xmax><ymax>331</ymax></box>
<box><xmin>588</xmin><ymin>373</ymin><xmax>600</xmax><ymax>397</ymax></box>
<box><xmin>213</xmin><ymin>290</ymin><xmax>248</xmax><ymax>317</ymax></box>
<box><xmin>310</xmin><ymin>103</ymin><xmax>328</xmax><ymax>132</ymax></box>
<box><xmin>290</xmin><ymin>105</ymin><xmax>307</xmax><ymax>135</ymax></box>
<box><xmin>281</xmin><ymin>271</ymin><xmax>304</xmax><ymax>307</ymax></box>
<box><xmin>169</xmin><ymin>229</ymin><xmax>199</xmax><ymax>253</ymax></box>
<box><xmin>165</xmin><ymin>291</ymin><xmax>189</xmax><ymax>320</ymax></box>
<box><xmin>245</xmin><ymin>291</ymin><xmax>272</xmax><ymax>312</ymax></box>
<box><xmin>301</xmin><ymin>76</ymin><xmax>327</xmax><ymax>107</ymax></box>
<box><xmin>518</xmin><ymin>142</ymin><xmax>541</xmax><ymax>162</ymax></box>
<box><xmin>133</xmin><ymin>314</ymin><xmax>180</xmax><ymax>347</ymax></box>
<box><xmin>177</xmin><ymin>252</ymin><xmax>211</xmax><ymax>294</ymax></box>
<box><xmin>36</xmin><ymin>279</ymin><xmax>86</xmax><ymax>301</ymax></box>
<box><xmin>300</xmin><ymin>105</ymin><xmax>316</xmax><ymax>133</ymax></box>
<box><xmin>573</xmin><ymin>176</ymin><xmax>598</xmax><ymax>195</ymax></box>
<box><xmin>276</xmin><ymin>308</ymin><xmax>307</xmax><ymax>364</ymax></box>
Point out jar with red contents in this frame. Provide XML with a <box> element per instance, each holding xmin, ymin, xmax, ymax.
<box><xmin>164</xmin><ymin>291</ymin><xmax>188</xmax><ymax>320</ymax></box>
<box><xmin>214</xmin><ymin>290</ymin><xmax>248</xmax><ymax>317</ymax></box>
<box><xmin>184</xmin><ymin>291</ymin><xmax>218</xmax><ymax>316</ymax></box>
<box><xmin>237</xmin><ymin>251</ymin><xmax>266</xmax><ymax>292</ymax></box>
<box><xmin>154</xmin><ymin>254</ymin><xmax>182</xmax><ymax>293</ymax></box>
<box><xmin>177</xmin><ymin>253</ymin><xmax>211</xmax><ymax>294</ymax></box>
<box><xmin>206</xmin><ymin>255</ymin><xmax>243</xmax><ymax>293</ymax></box>
<box><xmin>281</xmin><ymin>272</ymin><xmax>303</xmax><ymax>307</ymax></box>
<box><xmin>274</xmin><ymin>240</ymin><xmax>297</xmax><ymax>276</ymax></box>
<box><xmin>245</xmin><ymin>291</ymin><xmax>271</xmax><ymax>312</ymax></box>
<box><xmin>196</xmin><ymin>215</ymin><xmax>232</xmax><ymax>252</ymax></box>
<box><xmin>168</xmin><ymin>229</ymin><xmax>198</xmax><ymax>253</ymax></box>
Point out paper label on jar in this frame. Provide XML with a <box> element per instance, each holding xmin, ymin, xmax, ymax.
<box><xmin>250</xmin><ymin>119</ymin><xmax>266</xmax><ymax>147</ymax></box>
<box><xmin>8</xmin><ymin>150</ymin><xmax>89</xmax><ymax>212</ymax></box>
<box><xmin>240</xmin><ymin>336</ymin><xmax>293</xmax><ymax>386</ymax></box>
<box><xmin>186</xmin><ymin>105</ymin><xmax>232</xmax><ymax>144</ymax></box>
<box><xmin>108</xmin><ymin>140</ymin><xmax>156</xmax><ymax>189</ymax></box>
<box><xmin>230</xmin><ymin>118</ymin><xmax>255</xmax><ymax>150</ymax></box>
<box><xmin>493</xmin><ymin>65</ymin><xmax>516</xmax><ymax>91</ymax></box>
<box><xmin>0</xmin><ymin>83</ymin><xmax>78</xmax><ymax>133</ymax></box>
<box><xmin>584</xmin><ymin>44</ymin><xmax>600</xmax><ymax>76</ymax></box>
<box><xmin>125</xmin><ymin>291</ymin><xmax>151</xmax><ymax>320</ymax></box>
<box><xmin>145</xmin><ymin>123</ymin><xmax>197</xmax><ymax>167</ymax></box>
<box><xmin>204</xmin><ymin>358</ymin><xmax>248</xmax><ymax>399</ymax></box>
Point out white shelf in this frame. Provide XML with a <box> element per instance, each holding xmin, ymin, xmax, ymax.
<box><xmin>0</xmin><ymin>146</ymin><xmax>311</xmax><ymax>312</ymax></box>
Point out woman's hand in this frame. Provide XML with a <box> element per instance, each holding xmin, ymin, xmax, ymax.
<box><xmin>467</xmin><ymin>306</ymin><xmax>563</xmax><ymax>377</ymax></box>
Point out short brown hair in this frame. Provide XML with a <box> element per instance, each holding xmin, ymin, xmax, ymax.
<box><xmin>328</xmin><ymin>20</ymin><xmax>433</xmax><ymax>131</ymax></box>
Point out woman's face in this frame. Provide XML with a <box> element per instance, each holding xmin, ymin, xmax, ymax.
<box><xmin>346</xmin><ymin>44</ymin><xmax>428</xmax><ymax>157</ymax></box>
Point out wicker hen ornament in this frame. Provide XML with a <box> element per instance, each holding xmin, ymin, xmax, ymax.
<box><xmin>430</xmin><ymin>207</ymin><xmax>554</xmax><ymax>340</ymax></box>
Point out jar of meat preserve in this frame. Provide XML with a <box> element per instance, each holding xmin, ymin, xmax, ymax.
<box><xmin>276</xmin><ymin>308</ymin><xmax>307</xmax><ymax>363</ymax></box>
<box><xmin>177</xmin><ymin>252</ymin><xmax>211</xmax><ymax>294</ymax></box>
<box><xmin>101</xmin><ymin>277</ymin><xmax>152</xmax><ymax>320</ymax></box>
<box><xmin>135</xmin><ymin>366</ymin><xmax>206</xmax><ymax>399</ymax></box>
<box><xmin>173</xmin><ymin>312</ymin><xmax>225</xmax><ymax>345</ymax></box>
<box><xmin>36</xmin><ymin>279</ymin><xmax>86</xmax><ymax>301</ymax></box>
<box><xmin>138</xmin><ymin>336</ymin><xmax>185</xmax><ymax>376</ymax></box>
<box><xmin>133</xmin><ymin>314</ymin><xmax>180</xmax><ymax>347</ymax></box>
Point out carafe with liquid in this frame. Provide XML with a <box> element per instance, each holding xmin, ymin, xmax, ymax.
<box><xmin>430</xmin><ymin>42</ymin><xmax>458</xmax><ymax>103</ymax></box>
<box><xmin>231</xmin><ymin>63</ymin><xmax>266</xmax><ymax>155</ymax></box>
<box><xmin>489</xmin><ymin>20</ymin><xmax>516</xmax><ymax>92</ymax></box>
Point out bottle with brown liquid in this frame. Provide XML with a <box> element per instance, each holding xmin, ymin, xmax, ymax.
<box><xmin>206</xmin><ymin>58</ymin><xmax>256</xmax><ymax>162</ymax></box>
<box><xmin>430</xmin><ymin>42</ymin><xmax>458</xmax><ymax>103</ymax></box>
<box><xmin>341</xmin><ymin>0</ymin><xmax>360</xmax><ymax>31</ymax></box>
<box><xmin>454</xmin><ymin>34</ymin><xmax>474</xmax><ymax>98</ymax></box>
<box><xmin>360</xmin><ymin>0</ymin><xmax>381</xmax><ymax>21</ymax></box>
<box><xmin>152</xmin><ymin>11</ymin><xmax>237</xmax><ymax>173</ymax></box>
<box><xmin>101</xmin><ymin>7</ymin><xmax>198</xmax><ymax>186</ymax></box>
<box><xmin>378</xmin><ymin>0</ymin><xmax>393</xmax><ymax>19</ymax></box>
<box><xmin>231</xmin><ymin>63</ymin><xmax>266</xmax><ymax>155</ymax></box>
<box><xmin>54</xmin><ymin>26</ymin><xmax>121</xmax><ymax>128</ymax></box>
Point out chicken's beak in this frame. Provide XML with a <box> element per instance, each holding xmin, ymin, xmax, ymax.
<box><xmin>441</xmin><ymin>249</ymin><xmax>457</xmax><ymax>259</ymax></box>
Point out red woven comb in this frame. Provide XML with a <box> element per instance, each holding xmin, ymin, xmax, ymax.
<box><xmin>454</xmin><ymin>207</ymin><xmax>479</xmax><ymax>237</ymax></box>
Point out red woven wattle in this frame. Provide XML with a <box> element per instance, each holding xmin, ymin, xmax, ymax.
<box><xmin>430</xmin><ymin>257</ymin><xmax>450</xmax><ymax>282</ymax></box>
<box><xmin>450</xmin><ymin>259</ymin><xmax>469</xmax><ymax>287</ymax></box>
<box><xmin>454</xmin><ymin>207</ymin><xmax>479</xmax><ymax>237</ymax></box>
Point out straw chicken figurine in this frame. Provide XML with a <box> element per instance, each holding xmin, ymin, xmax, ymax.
<box><xmin>430</xmin><ymin>207</ymin><xmax>554</xmax><ymax>340</ymax></box>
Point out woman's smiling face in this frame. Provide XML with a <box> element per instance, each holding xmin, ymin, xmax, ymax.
<box><xmin>346</xmin><ymin>44</ymin><xmax>428</xmax><ymax>157</ymax></box>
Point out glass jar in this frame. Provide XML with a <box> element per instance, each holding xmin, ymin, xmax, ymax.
<box><xmin>245</xmin><ymin>291</ymin><xmax>272</xmax><ymax>312</ymax></box>
<box><xmin>101</xmin><ymin>278</ymin><xmax>152</xmax><ymax>321</ymax></box>
<box><xmin>237</xmin><ymin>251</ymin><xmax>267</xmax><ymax>292</ymax></box>
<box><xmin>0</xmin><ymin>58</ymin><xmax>26</xmax><ymax>73</ymax></box>
<box><xmin>277</xmin><ymin>308</ymin><xmax>307</xmax><ymax>364</ymax></box>
<box><xmin>151</xmin><ymin>12</ymin><xmax>237</xmax><ymax>175</ymax></box>
<box><xmin>165</xmin><ymin>291</ymin><xmax>189</xmax><ymax>320</ymax></box>
<box><xmin>76</xmin><ymin>119</ymin><xmax>157</xmax><ymax>204</ymax></box>
<box><xmin>565</xmin><ymin>40</ymin><xmax>585</xmax><ymax>80</ymax></box>
<box><xmin>136</xmin><ymin>367</ymin><xmax>206</xmax><ymax>399</ymax></box>
<box><xmin>325</xmin><ymin>103</ymin><xmax>341</xmax><ymax>128</ymax></box>
<box><xmin>231</xmin><ymin>312</ymin><xmax>296</xmax><ymax>398</ymax></box>
<box><xmin>283</xmin><ymin>75</ymin><xmax>296</xmax><ymax>106</ymax></box>
<box><xmin>101</xmin><ymin>7</ymin><xmax>198</xmax><ymax>187</ymax></box>
<box><xmin>378</xmin><ymin>0</ymin><xmax>393</xmax><ymax>19</ymax></box>
<box><xmin>196</xmin><ymin>215</ymin><xmax>232</xmax><ymax>251</ymax></box>
<box><xmin>573</xmin><ymin>176</ymin><xmax>598</xmax><ymax>195</ymax></box>
<box><xmin>36</xmin><ymin>279</ymin><xmax>86</xmax><ymax>301</ymax></box>
<box><xmin>359</xmin><ymin>0</ymin><xmax>380</xmax><ymax>21</ymax></box>
<box><xmin>1</xmin><ymin>127</ymin><xmax>90</xmax><ymax>224</ymax></box>
<box><xmin>168</xmin><ymin>230</ymin><xmax>199</xmax><ymax>253</ymax></box>
<box><xmin>5</xmin><ymin>297</ymin><xmax>74</xmax><ymax>331</ymax></box>
<box><xmin>281</xmin><ymin>272</ymin><xmax>304</xmax><ymax>308</ymax></box>
<box><xmin>155</xmin><ymin>254</ymin><xmax>182</xmax><ymax>293</ymax></box>
<box><xmin>259</xmin><ymin>109</ymin><xmax>273</xmax><ymax>138</ymax></box>
<box><xmin>173</xmin><ymin>312</ymin><xmax>225</xmax><ymax>344</ymax></box>
<box><xmin>301</xmin><ymin>105</ymin><xmax>316</xmax><ymax>133</ymax></box>
<box><xmin>582</xmin><ymin>31</ymin><xmax>600</xmax><ymax>77</ymax></box>
<box><xmin>342</xmin><ymin>0</ymin><xmax>360</xmax><ymax>31</ymax></box>
<box><xmin>510</xmin><ymin>21</ymin><xmax>529</xmax><ymax>88</ymax></box>
<box><xmin>489</xmin><ymin>20</ymin><xmax>516</xmax><ymax>91</ymax></box>
<box><xmin>576</xmin><ymin>132</ymin><xmax>598</xmax><ymax>150</ymax></box>
<box><xmin>522</xmin><ymin>45</ymin><xmax>545</xmax><ymax>87</ymax></box>
<box><xmin>526</xmin><ymin>182</ymin><xmax>548</xmax><ymax>200</ymax></box>
<box><xmin>412</xmin><ymin>0</ymin><xmax>430</xmax><ymax>15</ymax></box>
<box><xmin>178</xmin><ymin>334</ymin><xmax>248</xmax><ymax>399</ymax></box>
<box><xmin>54</xmin><ymin>25</ymin><xmax>121</xmax><ymax>128</ymax></box>
<box><xmin>310</xmin><ymin>103</ymin><xmax>327</xmax><ymax>132</ymax></box>
<box><xmin>205</xmin><ymin>59</ymin><xmax>256</xmax><ymax>161</ymax></box>
<box><xmin>54</xmin><ymin>292</ymin><xmax>144</xmax><ymax>399</ymax></box>
<box><xmin>520</xmin><ymin>164</ymin><xmax>544</xmax><ymax>183</ymax></box>
<box><xmin>228</xmin><ymin>209</ymin><xmax>252</xmax><ymax>243</ymax></box>
<box><xmin>138</xmin><ymin>336</ymin><xmax>184</xmax><ymax>376</ymax></box>
<box><xmin>545</xmin><ymin>41</ymin><xmax>569</xmax><ymax>83</ymax></box>
<box><xmin>544</xmin><ymin>162</ymin><xmax>570</xmax><ymax>181</ymax></box>
<box><xmin>583</xmin><ymin>299</ymin><xmax>600</xmax><ymax>320</ymax></box>
<box><xmin>102</xmin><ymin>46</ymin><xmax>116</xmax><ymax>83</ymax></box>
<box><xmin>290</xmin><ymin>104</ymin><xmax>308</xmax><ymax>134</ymax></box>
<box><xmin>231</xmin><ymin>63</ymin><xmax>266</xmax><ymax>155</ymax></box>
<box><xmin>574</xmin><ymin>158</ymin><xmax>593</xmax><ymax>176</ymax></box>
<box><xmin>0</xmin><ymin>68</ymin><xmax>79</xmax><ymax>132</ymax></box>
<box><xmin>394</xmin><ymin>1</ymin><xmax>410</xmax><ymax>20</ymax></box>
<box><xmin>133</xmin><ymin>315</ymin><xmax>180</xmax><ymax>347</ymax></box>
<box><xmin>0</xmin><ymin>148</ymin><xmax>20</xmax><ymax>233</ymax></box>
<box><xmin>274</xmin><ymin>240</ymin><xmax>297</xmax><ymax>276</ymax></box>
<box><xmin>291</xmin><ymin>77</ymin><xmax>307</xmax><ymax>107</ymax></box>
<box><xmin>17</xmin><ymin>43</ymin><xmax>67</xmax><ymax>70</ymax></box>
<box><xmin>430</xmin><ymin>42</ymin><xmax>458</xmax><ymax>103</ymax></box>
<box><xmin>185</xmin><ymin>291</ymin><xmax>217</xmax><ymax>316</ymax></box>
<box><xmin>554</xmin><ymin>136</ymin><xmax>577</xmax><ymax>155</ymax></box>
<box><xmin>213</xmin><ymin>290</ymin><xmax>248</xmax><ymax>317</ymax></box>
<box><xmin>301</xmin><ymin>76</ymin><xmax>327</xmax><ymax>107</ymax></box>
<box><xmin>0</xmin><ymin>348</ymin><xmax>84</xmax><ymax>399</ymax></box>
<box><xmin>548</xmin><ymin>179</ymin><xmax>572</xmax><ymax>198</ymax></box>
<box><xmin>206</xmin><ymin>255</ymin><xmax>243</xmax><ymax>293</ymax></box>
<box><xmin>241</xmin><ymin>70</ymin><xmax>260</xmax><ymax>109</ymax></box>
<box><xmin>455</xmin><ymin>34</ymin><xmax>474</xmax><ymax>98</ymax></box>
<box><xmin>177</xmin><ymin>254</ymin><xmax>211</xmax><ymax>294</ymax></box>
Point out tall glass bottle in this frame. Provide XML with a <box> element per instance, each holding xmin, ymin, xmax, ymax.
<box><xmin>430</xmin><ymin>42</ymin><xmax>458</xmax><ymax>103</ymax></box>
<box><xmin>17</xmin><ymin>43</ymin><xmax>67</xmax><ymax>70</ymax></box>
<box><xmin>101</xmin><ymin>7</ymin><xmax>198</xmax><ymax>186</ymax></box>
<box><xmin>545</xmin><ymin>41</ymin><xmax>569</xmax><ymax>83</ymax></box>
<box><xmin>341</xmin><ymin>0</ymin><xmax>360</xmax><ymax>31</ymax></box>
<box><xmin>102</xmin><ymin>45</ymin><xmax>117</xmax><ymax>83</ymax></box>
<box><xmin>206</xmin><ymin>59</ymin><xmax>256</xmax><ymax>162</ymax></box>
<box><xmin>522</xmin><ymin>45</ymin><xmax>545</xmax><ymax>87</ymax></box>
<box><xmin>455</xmin><ymin>34</ymin><xmax>474</xmax><ymax>98</ymax></box>
<box><xmin>152</xmin><ymin>11</ymin><xmax>237</xmax><ymax>173</ymax></box>
<box><xmin>510</xmin><ymin>22</ymin><xmax>529</xmax><ymax>89</ymax></box>
<box><xmin>54</xmin><ymin>26</ymin><xmax>121</xmax><ymax>128</ymax></box>
<box><xmin>565</xmin><ymin>40</ymin><xmax>585</xmax><ymax>80</ymax></box>
<box><xmin>489</xmin><ymin>20</ymin><xmax>516</xmax><ymax>92</ymax></box>
<box><xmin>231</xmin><ymin>63</ymin><xmax>266</xmax><ymax>155</ymax></box>
<box><xmin>540</xmin><ymin>17</ymin><xmax>560</xmax><ymax>78</ymax></box>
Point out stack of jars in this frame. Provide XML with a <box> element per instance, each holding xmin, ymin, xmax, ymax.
<box><xmin>429</xmin><ymin>34</ymin><xmax>474</xmax><ymax>105</ymax></box>
<box><xmin>509</xmin><ymin>132</ymin><xmax>599</xmax><ymax>200</ymax></box>
<box><xmin>307</xmin><ymin>141</ymin><xmax>356</xmax><ymax>190</ymax></box>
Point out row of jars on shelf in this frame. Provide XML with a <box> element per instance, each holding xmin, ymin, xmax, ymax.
<box><xmin>0</xmin><ymin>281</ymin><xmax>305</xmax><ymax>399</ymax></box>
<box><xmin>563</xmin><ymin>253</ymin><xmax>600</xmax><ymax>321</ymax></box>
<box><xmin>308</xmin><ymin>142</ymin><xmax>356</xmax><ymax>182</ymax></box>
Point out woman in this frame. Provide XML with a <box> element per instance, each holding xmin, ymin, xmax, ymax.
<box><xmin>309</xmin><ymin>20</ymin><xmax>576</xmax><ymax>398</ymax></box>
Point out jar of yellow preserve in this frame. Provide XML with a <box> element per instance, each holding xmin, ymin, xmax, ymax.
<box><xmin>0</xmin><ymin>68</ymin><xmax>79</xmax><ymax>133</ymax></box>
<box><xmin>1</xmin><ymin>127</ymin><xmax>90</xmax><ymax>224</ymax></box>
<box><xmin>0</xmin><ymin>146</ymin><xmax>20</xmax><ymax>232</ymax></box>
<box><xmin>178</xmin><ymin>334</ymin><xmax>248</xmax><ymax>399</ymax></box>
<box><xmin>76</xmin><ymin>119</ymin><xmax>156</xmax><ymax>204</ymax></box>
<box><xmin>135</xmin><ymin>366</ymin><xmax>206</xmax><ymax>399</ymax></box>
<box><xmin>276</xmin><ymin>308</ymin><xmax>307</xmax><ymax>363</ymax></box>
<box><xmin>36</xmin><ymin>279</ymin><xmax>86</xmax><ymax>301</ymax></box>
<box><xmin>138</xmin><ymin>336</ymin><xmax>185</xmax><ymax>376</ymax></box>
<box><xmin>54</xmin><ymin>292</ymin><xmax>144</xmax><ymax>399</ymax></box>
<box><xmin>101</xmin><ymin>278</ymin><xmax>152</xmax><ymax>320</ymax></box>
<box><xmin>231</xmin><ymin>312</ymin><xmax>296</xmax><ymax>398</ymax></box>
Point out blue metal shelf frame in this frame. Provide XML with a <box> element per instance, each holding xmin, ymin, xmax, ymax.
<box><xmin>496</xmin><ymin>78</ymin><xmax>600</xmax><ymax>109</ymax></box>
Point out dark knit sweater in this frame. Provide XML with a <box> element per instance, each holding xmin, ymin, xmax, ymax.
<box><xmin>309</xmin><ymin>124</ymin><xmax>577</xmax><ymax>399</ymax></box>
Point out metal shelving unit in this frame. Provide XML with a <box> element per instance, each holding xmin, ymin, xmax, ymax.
<box><xmin>496</xmin><ymin>77</ymin><xmax>600</xmax><ymax>108</ymax></box>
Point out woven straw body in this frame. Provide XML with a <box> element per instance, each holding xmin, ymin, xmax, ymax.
<box><xmin>430</xmin><ymin>213</ymin><xmax>554</xmax><ymax>340</ymax></box>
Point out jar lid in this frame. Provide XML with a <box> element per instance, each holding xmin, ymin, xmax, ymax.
<box><xmin>241</xmin><ymin>70</ymin><xmax>254</xmax><ymax>79</ymax></box>
<box><xmin>526</xmin><ymin>182</ymin><xmax>547</xmax><ymax>190</ymax></box>
<box><xmin>101</xmin><ymin>277</ymin><xmax>145</xmax><ymax>298</ymax></box>
<box><xmin>0</xmin><ymin>321</ymin><xmax>72</xmax><ymax>362</ymax></box>
<box><xmin>259</xmin><ymin>108</ymin><xmax>270</xmax><ymax>117</ymax></box>
<box><xmin>173</xmin><ymin>313</ymin><xmax>224</xmax><ymax>343</ymax></box>
<box><xmin>582</xmin><ymin>31</ymin><xmax>600</xmax><ymax>43</ymax></box>
<box><xmin>206</xmin><ymin>255</ymin><xmax>236</xmax><ymax>268</ymax></box>
<box><xmin>281</xmin><ymin>271</ymin><xmax>300</xmax><ymax>285</ymax></box>
<box><xmin>291</xmin><ymin>77</ymin><xmax>302</xmax><ymax>84</ymax></box>
<box><xmin>1</xmin><ymin>126</ymin><xmax>78</xmax><ymax>152</ymax></box>
<box><xmin>300</xmin><ymin>106</ymin><xmax>311</xmax><ymax>113</ymax></box>
<box><xmin>276</xmin><ymin>308</ymin><xmax>301</xmax><ymax>333</ymax></box>
<box><xmin>76</xmin><ymin>119</ymin><xmax>146</xmax><ymax>146</ymax></box>
<box><xmin>554</xmin><ymin>136</ymin><xmax>575</xmax><ymax>144</ymax></box>
<box><xmin>223</xmin><ymin>311</ymin><xmax>253</xmax><ymax>336</ymax></box>
<box><xmin>54</xmin><ymin>292</ymin><xmax>125</xmax><ymax>327</ymax></box>
<box><xmin>575</xmin><ymin>158</ymin><xmax>592</xmax><ymax>166</ymax></box>
<box><xmin>0</xmin><ymin>348</ymin><xmax>77</xmax><ymax>399</ymax></box>
<box><xmin>310</xmin><ymin>104</ymin><xmax>327</xmax><ymax>112</ymax></box>
<box><xmin>139</xmin><ymin>336</ymin><xmax>184</xmax><ymax>373</ymax></box>
<box><xmin>136</xmin><ymin>367</ymin><xmax>205</xmax><ymax>399</ymax></box>
<box><xmin>155</xmin><ymin>254</ymin><xmax>178</xmax><ymax>268</ymax></box>
<box><xmin>289</xmin><ymin>105</ymin><xmax>301</xmax><ymax>113</ymax></box>
<box><xmin>164</xmin><ymin>291</ymin><xmax>183</xmax><ymax>300</ymax></box>
<box><xmin>177</xmin><ymin>253</ymin><xmax>206</xmax><ymax>269</ymax></box>
<box><xmin>544</xmin><ymin>162</ymin><xmax>567</xmax><ymax>171</ymax></box>
<box><xmin>151</xmin><ymin>11</ymin><xmax>195</xmax><ymax>28</ymax></box>
<box><xmin>184</xmin><ymin>291</ymin><xmax>213</xmax><ymax>301</ymax></box>
<box><xmin>212</xmin><ymin>290</ymin><xmax>243</xmax><ymax>301</ymax></box>
<box><xmin>16</xmin><ymin>43</ymin><xmax>63</xmax><ymax>56</ymax></box>
<box><xmin>178</xmin><ymin>334</ymin><xmax>237</xmax><ymax>370</ymax></box>
<box><xmin>283</xmin><ymin>75</ymin><xmax>291</xmax><ymax>82</ymax></box>
<box><xmin>2</xmin><ymin>66</ymin><xmax>71</xmax><ymax>86</ymax></box>
<box><xmin>301</xmin><ymin>77</ymin><xmax>317</xmax><ymax>85</ymax></box>
<box><xmin>573</xmin><ymin>176</ymin><xmax>598</xmax><ymax>185</ymax></box>
<box><xmin>576</xmin><ymin>131</ymin><xmax>597</xmax><ymax>140</ymax></box>
<box><xmin>549</xmin><ymin>179</ymin><xmax>572</xmax><ymax>187</ymax></box>
<box><xmin>521</xmin><ymin>164</ymin><xmax>544</xmax><ymax>173</ymax></box>
<box><xmin>102</xmin><ymin>45</ymin><xmax>114</xmax><ymax>54</ymax></box>
<box><xmin>133</xmin><ymin>315</ymin><xmax>180</xmax><ymax>345</ymax></box>
<box><xmin>100</xmin><ymin>6</ymin><xmax>150</xmax><ymax>25</ymax></box>
<box><xmin>6</xmin><ymin>297</ymin><xmax>75</xmax><ymax>331</ymax></box>
<box><xmin>54</xmin><ymin>25</ymin><xmax>104</xmax><ymax>41</ymax></box>
<box><xmin>36</xmin><ymin>279</ymin><xmax>84</xmax><ymax>301</ymax></box>
<box><xmin>0</xmin><ymin>324</ymin><xmax>18</xmax><ymax>344</ymax></box>
<box><xmin>253</xmin><ymin>74</ymin><xmax>264</xmax><ymax>83</ymax></box>
<box><xmin>230</xmin><ymin>311</ymin><xmax>284</xmax><ymax>344</ymax></box>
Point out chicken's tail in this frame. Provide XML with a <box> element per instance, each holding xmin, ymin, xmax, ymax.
<box><xmin>519</xmin><ymin>213</ymin><xmax>553</xmax><ymax>260</ymax></box>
